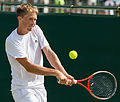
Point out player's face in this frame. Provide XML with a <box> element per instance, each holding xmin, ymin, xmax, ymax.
<box><xmin>21</xmin><ymin>12</ymin><xmax>37</xmax><ymax>32</ymax></box>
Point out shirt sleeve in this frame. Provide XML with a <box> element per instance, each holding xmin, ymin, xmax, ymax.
<box><xmin>5</xmin><ymin>38</ymin><xmax>27</xmax><ymax>59</ymax></box>
<box><xmin>36</xmin><ymin>25</ymin><xmax>49</xmax><ymax>49</ymax></box>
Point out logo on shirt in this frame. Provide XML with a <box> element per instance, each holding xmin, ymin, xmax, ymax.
<box><xmin>35</xmin><ymin>40</ymin><xmax>38</xmax><ymax>43</ymax></box>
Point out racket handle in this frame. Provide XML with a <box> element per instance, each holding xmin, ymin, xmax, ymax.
<box><xmin>74</xmin><ymin>80</ymin><xmax>77</xmax><ymax>84</ymax></box>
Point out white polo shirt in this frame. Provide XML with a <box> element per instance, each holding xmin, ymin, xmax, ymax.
<box><xmin>5</xmin><ymin>25</ymin><xmax>49</xmax><ymax>91</ymax></box>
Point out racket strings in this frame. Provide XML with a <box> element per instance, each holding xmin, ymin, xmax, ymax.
<box><xmin>89</xmin><ymin>73</ymin><xmax>115</xmax><ymax>98</ymax></box>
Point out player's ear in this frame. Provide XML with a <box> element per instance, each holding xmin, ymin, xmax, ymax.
<box><xmin>17</xmin><ymin>16</ymin><xmax>22</xmax><ymax>21</ymax></box>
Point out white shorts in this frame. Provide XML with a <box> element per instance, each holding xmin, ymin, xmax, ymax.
<box><xmin>12</xmin><ymin>88</ymin><xmax>47</xmax><ymax>102</ymax></box>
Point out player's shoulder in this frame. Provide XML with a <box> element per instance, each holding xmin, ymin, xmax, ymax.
<box><xmin>6</xmin><ymin>28</ymin><xmax>20</xmax><ymax>44</ymax></box>
<box><xmin>6</xmin><ymin>29</ymin><xmax>17</xmax><ymax>41</ymax></box>
<box><xmin>32</xmin><ymin>24</ymin><xmax>43</xmax><ymax>35</ymax></box>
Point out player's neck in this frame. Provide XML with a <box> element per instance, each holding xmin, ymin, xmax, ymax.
<box><xmin>17</xmin><ymin>26</ymin><xmax>29</xmax><ymax>35</ymax></box>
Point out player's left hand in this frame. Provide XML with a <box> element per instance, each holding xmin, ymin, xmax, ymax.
<box><xmin>65</xmin><ymin>74</ymin><xmax>76</xmax><ymax>86</ymax></box>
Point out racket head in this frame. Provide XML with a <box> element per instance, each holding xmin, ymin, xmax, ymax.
<box><xmin>88</xmin><ymin>71</ymin><xmax>117</xmax><ymax>100</ymax></box>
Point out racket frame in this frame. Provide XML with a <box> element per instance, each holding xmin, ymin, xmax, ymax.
<box><xmin>74</xmin><ymin>71</ymin><xmax>117</xmax><ymax>100</ymax></box>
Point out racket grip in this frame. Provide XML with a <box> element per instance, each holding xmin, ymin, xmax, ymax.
<box><xmin>74</xmin><ymin>80</ymin><xmax>77</xmax><ymax>84</ymax></box>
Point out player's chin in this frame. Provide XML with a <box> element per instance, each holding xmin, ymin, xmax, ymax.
<box><xmin>27</xmin><ymin>27</ymin><xmax>33</xmax><ymax>31</ymax></box>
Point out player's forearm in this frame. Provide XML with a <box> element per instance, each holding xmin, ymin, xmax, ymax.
<box><xmin>27</xmin><ymin>63</ymin><xmax>59</xmax><ymax>76</ymax></box>
<box><xmin>46</xmin><ymin>50</ymin><xmax>68</xmax><ymax>76</ymax></box>
<box><xmin>16</xmin><ymin>57</ymin><xmax>59</xmax><ymax>76</ymax></box>
<box><xmin>43</xmin><ymin>46</ymin><xmax>69</xmax><ymax>76</ymax></box>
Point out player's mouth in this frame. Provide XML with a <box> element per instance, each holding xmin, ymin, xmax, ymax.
<box><xmin>27</xmin><ymin>25</ymin><xmax>35</xmax><ymax>31</ymax></box>
<box><xmin>29</xmin><ymin>24</ymin><xmax>35</xmax><ymax>28</ymax></box>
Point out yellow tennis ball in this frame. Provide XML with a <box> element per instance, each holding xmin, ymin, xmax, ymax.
<box><xmin>69</xmin><ymin>50</ymin><xmax>78</xmax><ymax>59</ymax></box>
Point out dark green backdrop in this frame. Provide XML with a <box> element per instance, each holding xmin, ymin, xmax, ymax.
<box><xmin>0</xmin><ymin>12</ymin><xmax>120</xmax><ymax>102</ymax></box>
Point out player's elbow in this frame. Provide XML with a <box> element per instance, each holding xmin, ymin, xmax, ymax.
<box><xmin>16</xmin><ymin>57</ymin><xmax>33</xmax><ymax>73</ymax></box>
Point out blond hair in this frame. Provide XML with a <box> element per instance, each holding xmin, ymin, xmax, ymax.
<box><xmin>16</xmin><ymin>3</ymin><xmax>38</xmax><ymax>17</ymax></box>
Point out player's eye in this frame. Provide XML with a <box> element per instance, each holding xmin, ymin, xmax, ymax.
<box><xmin>29</xmin><ymin>18</ymin><xmax>37</xmax><ymax>22</ymax></box>
<box><xmin>29</xmin><ymin>18</ymin><xmax>33</xmax><ymax>21</ymax></box>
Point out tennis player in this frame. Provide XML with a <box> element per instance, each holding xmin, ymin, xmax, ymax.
<box><xmin>5</xmin><ymin>3</ymin><xmax>75</xmax><ymax>102</ymax></box>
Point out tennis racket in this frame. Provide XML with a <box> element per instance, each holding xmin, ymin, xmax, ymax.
<box><xmin>74</xmin><ymin>71</ymin><xmax>117</xmax><ymax>100</ymax></box>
